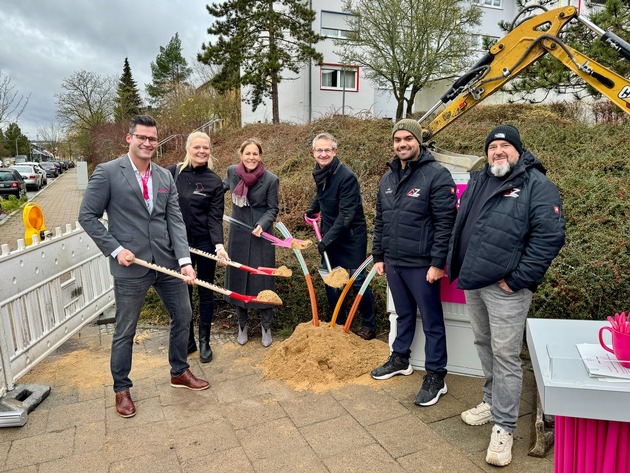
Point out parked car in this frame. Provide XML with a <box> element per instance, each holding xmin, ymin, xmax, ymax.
<box><xmin>51</xmin><ymin>161</ymin><xmax>64</xmax><ymax>174</ymax></box>
<box><xmin>0</xmin><ymin>168</ymin><xmax>27</xmax><ymax>199</ymax></box>
<box><xmin>14</xmin><ymin>155</ymin><xmax>28</xmax><ymax>164</ymax></box>
<box><xmin>39</xmin><ymin>161</ymin><xmax>60</xmax><ymax>178</ymax></box>
<box><xmin>22</xmin><ymin>162</ymin><xmax>48</xmax><ymax>186</ymax></box>
<box><xmin>10</xmin><ymin>164</ymin><xmax>44</xmax><ymax>190</ymax></box>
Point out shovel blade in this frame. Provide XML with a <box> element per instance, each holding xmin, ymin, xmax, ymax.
<box><xmin>323</xmin><ymin>266</ymin><xmax>349</xmax><ymax>288</ymax></box>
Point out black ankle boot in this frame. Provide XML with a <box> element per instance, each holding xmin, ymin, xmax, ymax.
<box><xmin>187</xmin><ymin>319</ymin><xmax>197</xmax><ymax>354</ymax></box>
<box><xmin>199</xmin><ymin>324</ymin><xmax>213</xmax><ymax>363</ymax></box>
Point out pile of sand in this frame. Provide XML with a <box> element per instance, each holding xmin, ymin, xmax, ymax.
<box><xmin>262</xmin><ymin>322</ymin><xmax>390</xmax><ymax>392</ymax></box>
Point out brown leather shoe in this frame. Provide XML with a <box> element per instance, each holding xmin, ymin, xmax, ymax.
<box><xmin>115</xmin><ymin>390</ymin><xmax>136</xmax><ymax>418</ymax></box>
<box><xmin>356</xmin><ymin>327</ymin><xmax>376</xmax><ymax>340</ymax></box>
<box><xmin>170</xmin><ymin>369</ymin><xmax>210</xmax><ymax>391</ymax></box>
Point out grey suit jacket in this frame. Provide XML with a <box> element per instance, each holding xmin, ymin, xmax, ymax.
<box><xmin>78</xmin><ymin>154</ymin><xmax>190</xmax><ymax>278</ymax></box>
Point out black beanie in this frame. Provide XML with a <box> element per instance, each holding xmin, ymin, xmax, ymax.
<box><xmin>485</xmin><ymin>125</ymin><xmax>523</xmax><ymax>156</ymax></box>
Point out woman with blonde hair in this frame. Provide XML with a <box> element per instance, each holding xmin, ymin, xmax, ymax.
<box><xmin>169</xmin><ymin>131</ymin><xmax>228</xmax><ymax>363</ymax></box>
<box><xmin>224</xmin><ymin>138</ymin><xmax>279</xmax><ymax>346</ymax></box>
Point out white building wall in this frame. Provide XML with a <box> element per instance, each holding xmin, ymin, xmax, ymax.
<box><xmin>241</xmin><ymin>0</ymin><xmax>605</xmax><ymax>126</ymax></box>
<box><xmin>242</xmin><ymin>0</ymin><xmax>399</xmax><ymax>125</ymax></box>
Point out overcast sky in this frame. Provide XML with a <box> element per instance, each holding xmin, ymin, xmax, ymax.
<box><xmin>0</xmin><ymin>0</ymin><xmax>214</xmax><ymax>140</ymax></box>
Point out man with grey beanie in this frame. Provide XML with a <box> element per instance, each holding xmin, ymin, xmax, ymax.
<box><xmin>371</xmin><ymin>118</ymin><xmax>457</xmax><ymax>408</ymax></box>
<box><xmin>447</xmin><ymin>124</ymin><xmax>565</xmax><ymax>466</ymax></box>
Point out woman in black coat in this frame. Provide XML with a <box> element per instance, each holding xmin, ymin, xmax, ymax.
<box><xmin>169</xmin><ymin>132</ymin><xmax>228</xmax><ymax>363</ymax></box>
<box><xmin>224</xmin><ymin>138</ymin><xmax>279</xmax><ymax>347</ymax></box>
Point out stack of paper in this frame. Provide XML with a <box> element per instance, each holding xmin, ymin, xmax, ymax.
<box><xmin>576</xmin><ymin>344</ymin><xmax>630</xmax><ymax>382</ymax></box>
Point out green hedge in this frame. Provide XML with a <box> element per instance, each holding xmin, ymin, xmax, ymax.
<box><xmin>140</xmin><ymin>104</ymin><xmax>628</xmax><ymax>329</ymax></box>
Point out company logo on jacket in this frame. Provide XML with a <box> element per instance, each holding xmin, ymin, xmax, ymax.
<box><xmin>407</xmin><ymin>188</ymin><xmax>421</xmax><ymax>198</ymax></box>
<box><xmin>385</xmin><ymin>187</ymin><xmax>394</xmax><ymax>195</ymax></box>
<box><xmin>503</xmin><ymin>188</ymin><xmax>521</xmax><ymax>198</ymax></box>
<box><xmin>193</xmin><ymin>182</ymin><xmax>208</xmax><ymax>197</ymax></box>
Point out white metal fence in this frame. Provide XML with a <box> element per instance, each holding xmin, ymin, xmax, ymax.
<box><xmin>0</xmin><ymin>223</ymin><xmax>114</xmax><ymax>397</ymax></box>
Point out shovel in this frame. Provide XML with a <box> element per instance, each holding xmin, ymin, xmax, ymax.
<box><xmin>189</xmin><ymin>247</ymin><xmax>292</xmax><ymax>277</ymax></box>
<box><xmin>343</xmin><ymin>265</ymin><xmax>377</xmax><ymax>334</ymax></box>
<box><xmin>126</xmin><ymin>256</ymin><xmax>283</xmax><ymax>306</ymax></box>
<box><xmin>276</xmin><ymin>221</ymin><xmax>319</xmax><ymax>326</ymax></box>
<box><xmin>304</xmin><ymin>213</ymin><xmax>349</xmax><ymax>288</ymax></box>
<box><xmin>330</xmin><ymin>255</ymin><xmax>373</xmax><ymax>327</ymax></box>
<box><xmin>223</xmin><ymin>215</ymin><xmax>312</xmax><ymax>250</ymax></box>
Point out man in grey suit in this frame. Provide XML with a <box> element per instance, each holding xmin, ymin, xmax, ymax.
<box><xmin>79</xmin><ymin>115</ymin><xmax>209</xmax><ymax>418</ymax></box>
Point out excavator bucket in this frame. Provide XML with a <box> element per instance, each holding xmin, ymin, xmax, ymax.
<box><xmin>427</xmin><ymin>144</ymin><xmax>485</xmax><ymax>172</ymax></box>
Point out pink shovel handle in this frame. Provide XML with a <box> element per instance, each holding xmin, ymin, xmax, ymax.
<box><xmin>304</xmin><ymin>214</ymin><xmax>323</xmax><ymax>241</ymax></box>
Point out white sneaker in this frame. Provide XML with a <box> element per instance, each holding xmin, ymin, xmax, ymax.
<box><xmin>486</xmin><ymin>425</ymin><xmax>513</xmax><ymax>466</ymax></box>
<box><xmin>461</xmin><ymin>401</ymin><xmax>492</xmax><ymax>426</ymax></box>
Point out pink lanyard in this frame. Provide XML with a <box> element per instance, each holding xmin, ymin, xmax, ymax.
<box><xmin>141</xmin><ymin>169</ymin><xmax>150</xmax><ymax>200</ymax></box>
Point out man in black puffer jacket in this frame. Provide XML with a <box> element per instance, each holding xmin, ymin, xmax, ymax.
<box><xmin>371</xmin><ymin>119</ymin><xmax>457</xmax><ymax>409</ymax></box>
<box><xmin>447</xmin><ymin>125</ymin><xmax>565</xmax><ymax>467</ymax></box>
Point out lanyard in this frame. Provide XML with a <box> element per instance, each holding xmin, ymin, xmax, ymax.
<box><xmin>141</xmin><ymin>169</ymin><xmax>150</xmax><ymax>200</ymax></box>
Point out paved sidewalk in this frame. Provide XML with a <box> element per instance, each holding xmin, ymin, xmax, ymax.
<box><xmin>3</xmin><ymin>324</ymin><xmax>553</xmax><ymax>472</ymax></box>
<box><xmin>0</xmin><ymin>168</ymin><xmax>554</xmax><ymax>472</ymax></box>
<box><xmin>0</xmin><ymin>168</ymin><xmax>84</xmax><ymax>251</ymax></box>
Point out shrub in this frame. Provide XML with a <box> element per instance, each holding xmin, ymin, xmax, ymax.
<box><xmin>0</xmin><ymin>195</ymin><xmax>27</xmax><ymax>214</ymax></box>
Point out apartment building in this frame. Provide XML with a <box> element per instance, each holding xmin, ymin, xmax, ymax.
<box><xmin>241</xmin><ymin>0</ymin><xmax>602</xmax><ymax>125</ymax></box>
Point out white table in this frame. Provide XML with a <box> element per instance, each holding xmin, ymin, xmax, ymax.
<box><xmin>527</xmin><ymin>318</ymin><xmax>630</xmax><ymax>472</ymax></box>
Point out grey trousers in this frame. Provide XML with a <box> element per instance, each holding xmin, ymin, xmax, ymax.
<box><xmin>464</xmin><ymin>283</ymin><xmax>533</xmax><ymax>433</ymax></box>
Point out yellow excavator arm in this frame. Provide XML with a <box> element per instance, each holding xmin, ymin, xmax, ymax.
<box><xmin>420</xmin><ymin>5</ymin><xmax>630</xmax><ymax>155</ymax></box>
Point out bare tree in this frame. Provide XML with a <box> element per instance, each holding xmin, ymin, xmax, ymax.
<box><xmin>55</xmin><ymin>70</ymin><xmax>115</xmax><ymax>133</ymax></box>
<box><xmin>339</xmin><ymin>0</ymin><xmax>482</xmax><ymax>119</ymax></box>
<box><xmin>36</xmin><ymin>122</ymin><xmax>65</xmax><ymax>154</ymax></box>
<box><xmin>0</xmin><ymin>69</ymin><xmax>30</xmax><ymax>126</ymax></box>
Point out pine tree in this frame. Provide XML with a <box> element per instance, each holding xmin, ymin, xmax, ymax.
<box><xmin>114</xmin><ymin>58</ymin><xmax>143</xmax><ymax>121</ymax></box>
<box><xmin>146</xmin><ymin>33</ymin><xmax>192</xmax><ymax>105</ymax></box>
<box><xmin>0</xmin><ymin>128</ymin><xmax>8</xmax><ymax>157</ymax></box>
<box><xmin>198</xmin><ymin>0</ymin><xmax>323</xmax><ymax>123</ymax></box>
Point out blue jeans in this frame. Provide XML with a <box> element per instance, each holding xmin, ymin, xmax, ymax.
<box><xmin>386</xmin><ymin>265</ymin><xmax>447</xmax><ymax>374</ymax></box>
<box><xmin>189</xmin><ymin>239</ymin><xmax>216</xmax><ymax>325</ymax></box>
<box><xmin>111</xmin><ymin>270</ymin><xmax>192</xmax><ymax>392</ymax></box>
<box><xmin>324</xmin><ymin>266</ymin><xmax>375</xmax><ymax>331</ymax></box>
<box><xmin>465</xmin><ymin>283</ymin><xmax>533</xmax><ymax>432</ymax></box>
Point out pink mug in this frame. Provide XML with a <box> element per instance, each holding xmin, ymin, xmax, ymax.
<box><xmin>599</xmin><ymin>326</ymin><xmax>630</xmax><ymax>368</ymax></box>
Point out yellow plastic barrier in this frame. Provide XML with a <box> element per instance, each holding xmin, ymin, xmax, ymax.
<box><xmin>23</xmin><ymin>202</ymin><xmax>48</xmax><ymax>245</ymax></box>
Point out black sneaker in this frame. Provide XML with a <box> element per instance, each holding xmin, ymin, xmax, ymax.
<box><xmin>414</xmin><ymin>372</ymin><xmax>447</xmax><ymax>406</ymax></box>
<box><xmin>370</xmin><ymin>354</ymin><xmax>413</xmax><ymax>380</ymax></box>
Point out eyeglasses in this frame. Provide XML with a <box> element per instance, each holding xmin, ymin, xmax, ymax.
<box><xmin>132</xmin><ymin>134</ymin><xmax>158</xmax><ymax>144</ymax></box>
<box><xmin>314</xmin><ymin>148</ymin><xmax>335</xmax><ymax>154</ymax></box>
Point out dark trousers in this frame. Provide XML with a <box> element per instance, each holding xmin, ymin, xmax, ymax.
<box><xmin>111</xmin><ymin>270</ymin><xmax>191</xmax><ymax>392</ymax></box>
<box><xmin>386</xmin><ymin>264</ymin><xmax>447</xmax><ymax>374</ymax></box>
<box><xmin>324</xmin><ymin>268</ymin><xmax>375</xmax><ymax>331</ymax></box>
<box><xmin>237</xmin><ymin>306</ymin><xmax>273</xmax><ymax>330</ymax></box>
<box><xmin>188</xmin><ymin>239</ymin><xmax>217</xmax><ymax>325</ymax></box>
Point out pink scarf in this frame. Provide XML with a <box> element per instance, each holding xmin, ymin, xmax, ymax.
<box><xmin>233</xmin><ymin>161</ymin><xmax>265</xmax><ymax>207</ymax></box>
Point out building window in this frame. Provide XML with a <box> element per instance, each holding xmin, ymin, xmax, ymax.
<box><xmin>321</xmin><ymin>11</ymin><xmax>352</xmax><ymax>39</ymax></box>
<box><xmin>321</xmin><ymin>65</ymin><xmax>359</xmax><ymax>92</ymax></box>
<box><xmin>472</xmin><ymin>0</ymin><xmax>502</xmax><ymax>8</ymax></box>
